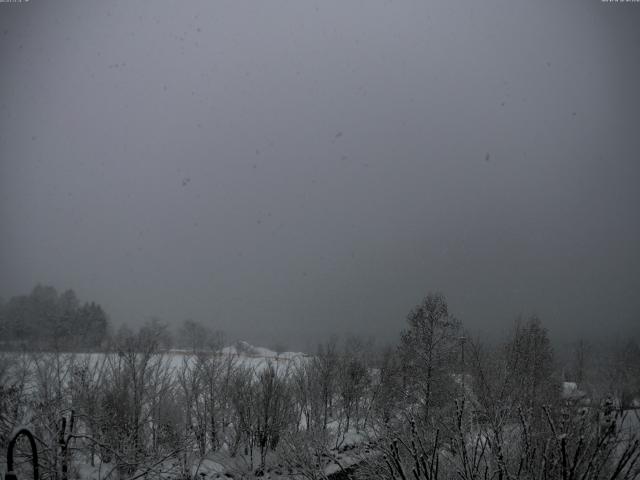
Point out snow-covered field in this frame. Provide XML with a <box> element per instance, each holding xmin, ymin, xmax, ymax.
<box><xmin>1</xmin><ymin>340</ymin><xmax>311</xmax><ymax>383</ymax></box>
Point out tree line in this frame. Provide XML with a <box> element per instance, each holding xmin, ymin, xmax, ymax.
<box><xmin>0</xmin><ymin>285</ymin><xmax>109</xmax><ymax>350</ymax></box>
<box><xmin>0</xmin><ymin>292</ymin><xmax>638</xmax><ymax>479</ymax></box>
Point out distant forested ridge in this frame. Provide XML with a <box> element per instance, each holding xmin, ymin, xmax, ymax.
<box><xmin>0</xmin><ymin>284</ymin><xmax>109</xmax><ymax>350</ymax></box>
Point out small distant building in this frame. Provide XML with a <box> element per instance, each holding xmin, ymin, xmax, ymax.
<box><xmin>561</xmin><ymin>381</ymin><xmax>588</xmax><ymax>403</ymax></box>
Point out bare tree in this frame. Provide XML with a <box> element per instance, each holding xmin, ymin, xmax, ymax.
<box><xmin>254</xmin><ymin>361</ymin><xmax>294</xmax><ymax>471</ymax></box>
<box><xmin>336</xmin><ymin>336</ymin><xmax>372</xmax><ymax>444</ymax></box>
<box><xmin>315</xmin><ymin>337</ymin><xmax>340</xmax><ymax>431</ymax></box>
<box><xmin>400</xmin><ymin>293</ymin><xmax>461</xmax><ymax>424</ymax></box>
<box><xmin>98</xmin><ymin>320</ymin><xmax>178</xmax><ymax>478</ymax></box>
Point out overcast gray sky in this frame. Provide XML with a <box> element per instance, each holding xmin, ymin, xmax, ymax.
<box><xmin>1</xmin><ymin>0</ymin><xmax>639</xmax><ymax>349</ymax></box>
